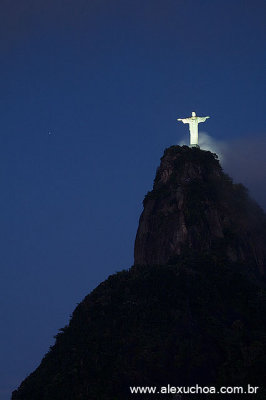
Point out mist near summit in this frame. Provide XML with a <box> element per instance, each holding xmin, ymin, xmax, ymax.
<box><xmin>178</xmin><ymin>132</ymin><xmax>266</xmax><ymax>210</ymax></box>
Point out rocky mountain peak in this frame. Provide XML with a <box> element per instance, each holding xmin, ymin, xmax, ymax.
<box><xmin>134</xmin><ymin>145</ymin><xmax>266</xmax><ymax>273</ymax></box>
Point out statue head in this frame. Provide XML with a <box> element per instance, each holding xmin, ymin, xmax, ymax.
<box><xmin>192</xmin><ymin>111</ymin><xmax>196</xmax><ymax>117</ymax></box>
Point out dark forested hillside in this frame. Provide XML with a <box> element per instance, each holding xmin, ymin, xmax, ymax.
<box><xmin>12</xmin><ymin>146</ymin><xmax>266</xmax><ymax>400</ymax></box>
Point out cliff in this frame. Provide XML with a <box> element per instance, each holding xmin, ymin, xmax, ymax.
<box><xmin>12</xmin><ymin>146</ymin><xmax>266</xmax><ymax>400</ymax></box>
<box><xmin>135</xmin><ymin>146</ymin><xmax>266</xmax><ymax>274</ymax></box>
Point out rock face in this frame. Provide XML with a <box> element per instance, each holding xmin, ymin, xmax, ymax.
<box><xmin>12</xmin><ymin>145</ymin><xmax>266</xmax><ymax>400</ymax></box>
<box><xmin>134</xmin><ymin>146</ymin><xmax>266</xmax><ymax>274</ymax></box>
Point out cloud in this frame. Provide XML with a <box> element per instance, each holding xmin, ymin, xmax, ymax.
<box><xmin>223</xmin><ymin>135</ymin><xmax>266</xmax><ymax>210</ymax></box>
<box><xmin>178</xmin><ymin>132</ymin><xmax>266</xmax><ymax>210</ymax></box>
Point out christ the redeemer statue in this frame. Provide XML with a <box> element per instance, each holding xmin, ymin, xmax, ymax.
<box><xmin>177</xmin><ymin>111</ymin><xmax>210</xmax><ymax>147</ymax></box>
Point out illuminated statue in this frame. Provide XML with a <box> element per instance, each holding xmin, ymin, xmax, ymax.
<box><xmin>177</xmin><ymin>111</ymin><xmax>210</xmax><ymax>147</ymax></box>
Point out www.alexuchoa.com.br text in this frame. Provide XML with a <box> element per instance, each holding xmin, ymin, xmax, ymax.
<box><xmin>129</xmin><ymin>384</ymin><xmax>260</xmax><ymax>395</ymax></box>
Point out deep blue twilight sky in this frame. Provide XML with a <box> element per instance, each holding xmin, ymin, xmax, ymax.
<box><xmin>0</xmin><ymin>0</ymin><xmax>265</xmax><ymax>398</ymax></box>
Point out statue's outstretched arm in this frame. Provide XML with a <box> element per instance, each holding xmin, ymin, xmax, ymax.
<box><xmin>198</xmin><ymin>116</ymin><xmax>210</xmax><ymax>123</ymax></box>
<box><xmin>177</xmin><ymin>118</ymin><xmax>190</xmax><ymax>124</ymax></box>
